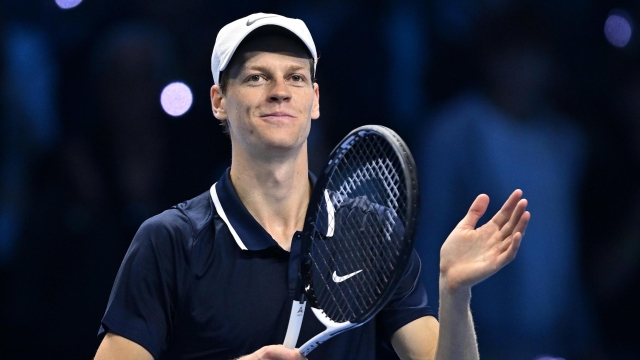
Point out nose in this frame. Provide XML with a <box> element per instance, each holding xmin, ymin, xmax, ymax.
<box><xmin>268</xmin><ymin>78</ymin><xmax>291</xmax><ymax>103</ymax></box>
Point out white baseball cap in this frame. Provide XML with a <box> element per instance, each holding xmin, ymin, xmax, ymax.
<box><xmin>211</xmin><ymin>13</ymin><xmax>318</xmax><ymax>85</ymax></box>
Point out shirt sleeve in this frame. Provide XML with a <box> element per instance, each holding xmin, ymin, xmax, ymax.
<box><xmin>97</xmin><ymin>210</ymin><xmax>190</xmax><ymax>359</ymax></box>
<box><xmin>376</xmin><ymin>249</ymin><xmax>435</xmax><ymax>344</ymax></box>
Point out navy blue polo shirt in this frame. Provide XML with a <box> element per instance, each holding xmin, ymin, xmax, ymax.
<box><xmin>98</xmin><ymin>168</ymin><xmax>434</xmax><ymax>359</ymax></box>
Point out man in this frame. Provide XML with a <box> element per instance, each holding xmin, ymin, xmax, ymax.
<box><xmin>95</xmin><ymin>13</ymin><xmax>529</xmax><ymax>360</ymax></box>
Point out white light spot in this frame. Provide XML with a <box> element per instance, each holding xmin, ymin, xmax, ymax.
<box><xmin>55</xmin><ymin>0</ymin><xmax>83</xmax><ymax>9</ymax></box>
<box><xmin>604</xmin><ymin>11</ymin><xmax>633</xmax><ymax>48</ymax></box>
<box><xmin>161</xmin><ymin>82</ymin><xmax>193</xmax><ymax>117</ymax></box>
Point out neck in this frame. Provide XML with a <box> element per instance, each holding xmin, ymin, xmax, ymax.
<box><xmin>229</xmin><ymin>141</ymin><xmax>311</xmax><ymax>251</ymax></box>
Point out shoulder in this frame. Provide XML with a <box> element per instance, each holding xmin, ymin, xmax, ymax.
<box><xmin>170</xmin><ymin>190</ymin><xmax>216</xmax><ymax>237</ymax></box>
<box><xmin>133</xmin><ymin>191</ymin><xmax>215</xmax><ymax>254</ymax></box>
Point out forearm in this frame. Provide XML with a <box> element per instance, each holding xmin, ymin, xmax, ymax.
<box><xmin>434</xmin><ymin>279</ymin><xmax>479</xmax><ymax>360</ymax></box>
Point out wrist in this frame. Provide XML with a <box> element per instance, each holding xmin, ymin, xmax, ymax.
<box><xmin>439</xmin><ymin>274</ymin><xmax>472</xmax><ymax>306</ymax></box>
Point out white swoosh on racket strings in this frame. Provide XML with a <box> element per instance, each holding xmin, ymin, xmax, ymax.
<box><xmin>332</xmin><ymin>270</ymin><xmax>363</xmax><ymax>283</ymax></box>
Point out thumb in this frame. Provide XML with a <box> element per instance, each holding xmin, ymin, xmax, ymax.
<box><xmin>457</xmin><ymin>194</ymin><xmax>489</xmax><ymax>230</ymax></box>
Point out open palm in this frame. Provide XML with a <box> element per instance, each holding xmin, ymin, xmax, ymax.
<box><xmin>439</xmin><ymin>190</ymin><xmax>530</xmax><ymax>292</ymax></box>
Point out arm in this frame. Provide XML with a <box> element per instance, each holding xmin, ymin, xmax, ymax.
<box><xmin>95</xmin><ymin>332</ymin><xmax>154</xmax><ymax>360</ymax></box>
<box><xmin>95</xmin><ymin>333</ymin><xmax>305</xmax><ymax>360</ymax></box>
<box><xmin>392</xmin><ymin>190</ymin><xmax>530</xmax><ymax>360</ymax></box>
<box><xmin>391</xmin><ymin>316</ymin><xmax>439</xmax><ymax>360</ymax></box>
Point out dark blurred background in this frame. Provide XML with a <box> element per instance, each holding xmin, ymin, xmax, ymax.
<box><xmin>0</xmin><ymin>0</ymin><xmax>638</xmax><ymax>359</ymax></box>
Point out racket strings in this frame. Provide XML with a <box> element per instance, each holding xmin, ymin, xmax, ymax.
<box><xmin>315</xmin><ymin>198</ymin><xmax>402</xmax><ymax>322</ymax></box>
<box><xmin>314</xmin><ymin>210</ymin><xmax>388</xmax><ymax>319</ymax></box>
<box><xmin>313</xmin><ymin>208</ymin><xmax>386</xmax><ymax>319</ymax></box>
<box><xmin>311</xmin><ymin>240</ymin><xmax>363</xmax><ymax>320</ymax></box>
<box><xmin>310</xmin><ymin>134</ymin><xmax>409</xmax><ymax>323</ymax></box>
<box><xmin>311</xmin><ymin>225</ymin><xmax>376</xmax><ymax>322</ymax></box>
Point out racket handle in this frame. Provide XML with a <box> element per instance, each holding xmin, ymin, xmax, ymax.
<box><xmin>283</xmin><ymin>300</ymin><xmax>307</xmax><ymax>349</ymax></box>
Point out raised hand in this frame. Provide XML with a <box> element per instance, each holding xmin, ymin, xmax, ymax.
<box><xmin>439</xmin><ymin>190</ymin><xmax>530</xmax><ymax>293</ymax></box>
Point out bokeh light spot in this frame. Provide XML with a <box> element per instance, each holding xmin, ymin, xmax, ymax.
<box><xmin>161</xmin><ymin>82</ymin><xmax>193</xmax><ymax>117</ymax></box>
<box><xmin>604</xmin><ymin>12</ymin><xmax>633</xmax><ymax>48</ymax></box>
<box><xmin>55</xmin><ymin>0</ymin><xmax>83</xmax><ymax>9</ymax></box>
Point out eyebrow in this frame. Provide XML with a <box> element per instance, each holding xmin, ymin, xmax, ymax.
<box><xmin>243</xmin><ymin>64</ymin><xmax>309</xmax><ymax>73</ymax></box>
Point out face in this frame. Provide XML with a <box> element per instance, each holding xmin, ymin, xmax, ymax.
<box><xmin>211</xmin><ymin>35</ymin><xmax>319</xmax><ymax>158</ymax></box>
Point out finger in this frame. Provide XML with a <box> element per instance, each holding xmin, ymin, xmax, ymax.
<box><xmin>457</xmin><ymin>194</ymin><xmax>490</xmax><ymax>230</ymax></box>
<box><xmin>513</xmin><ymin>210</ymin><xmax>531</xmax><ymax>236</ymax></box>
<box><xmin>499</xmin><ymin>199</ymin><xmax>528</xmax><ymax>238</ymax></box>
<box><xmin>496</xmin><ymin>232</ymin><xmax>523</xmax><ymax>266</ymax></box>
<box><xmin>490</xmin><ymin>189</ymin><xmax>523</xmax><ymax>229</ymax></box>
<box><xmin>498</xmin><ymin>236</ymin><xmax>512</xmax><ymax>253</ymax></box>
<box><xmin>260</xmin><ymin>345</ymin><xmax>307</xmax><ymax>360</ymax></box>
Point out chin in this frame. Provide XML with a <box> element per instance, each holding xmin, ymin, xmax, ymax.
<box><xmin>261</xmin><ymin>138</ymin><xmax>303</xmax><ymax>152</ymax></box>
<box><xmin>262</xmin><ymin>125</ymin><xmax>309</xmax><ymax>145</ymax></box>
<box><xmin>259</xmin><ymin>131</ymin><xmax>307</xmax><ymax>152</ymax></box>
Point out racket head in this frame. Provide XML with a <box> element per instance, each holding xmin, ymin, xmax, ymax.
<box><xmin>300</xmin><ymin>125</ymin><xmax>420</xmax><ymax>325</ymax></box>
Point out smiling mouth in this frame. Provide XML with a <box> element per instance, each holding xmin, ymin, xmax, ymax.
<box><xmin>261</xmin><ymin>112</ymin><xmax>294</xmax><ymax>118</ymax></box>
<box><xmin>260</xmin><ymin>112</ymin><xmax>296</xmax><ymax>121</ymax></box>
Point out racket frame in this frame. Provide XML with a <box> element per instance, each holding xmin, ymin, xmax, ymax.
<box><xmin>283</xmin><ymin>125</ymin><xmax>420</xmax><ymax>353</ymax></box>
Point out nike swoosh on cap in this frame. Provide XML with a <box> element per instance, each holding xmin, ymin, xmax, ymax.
<box><xmin>332</xmin><ymin>270</ymin><xmax>363</xmax><ymax>283</ymax></box>
<box><xmin>246</xmin><ymin>15</ymin><xmax>279</xmax><ymax>26</ymax></box>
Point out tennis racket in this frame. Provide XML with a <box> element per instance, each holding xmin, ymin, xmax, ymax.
<box><xmin>282</xmin><ymin>125</ymin><xmax>420</xmax><ymax>355</ymax></box>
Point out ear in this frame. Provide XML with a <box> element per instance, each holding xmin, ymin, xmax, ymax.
<box><xmin>311</xmin><ymin>82</ymin><xmax>320</xmax><ymax>120</ymax></box>
<box><xmin>211</xmin><ymin>85</ymin><xmax>227</xmax><ymax>120</ymax></box>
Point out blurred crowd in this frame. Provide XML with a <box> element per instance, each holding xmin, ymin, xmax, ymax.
<box><xmin>0</xmin><ymin>0</ymin><xmax>638</xmax><ymax>359</ymax></box>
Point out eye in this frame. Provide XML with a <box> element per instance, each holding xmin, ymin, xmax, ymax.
<box><xmin>248</xmin><ymin>74</ymin><xmax>263</xmax><ymax>82</ymax></box>
<box><xmin>290</xmin><ymin>74</ymin><xmax>305</xmax><ymax>82</ymax></box>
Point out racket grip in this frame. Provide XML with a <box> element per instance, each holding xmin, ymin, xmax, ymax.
<box><xmin>283</xmin><ymin>300</ymin><xmax>306</xmax><ymax>349</ymax></box>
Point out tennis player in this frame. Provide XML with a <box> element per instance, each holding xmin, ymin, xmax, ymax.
<box><xmin>95</xmin><ymin>13</ymin><xmax>529</xmax><ymax>360</ymax></box>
